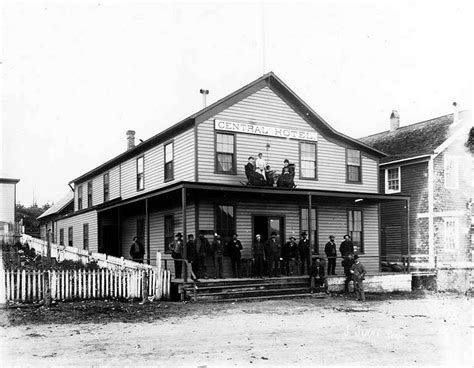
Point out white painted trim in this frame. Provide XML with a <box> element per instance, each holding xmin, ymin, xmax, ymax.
<box><xmin>384</xmin><ymin>166</ymin><xmax>401</xmax><ymax>194</ymax></box>
<box><xmin>434</xmin><ymin>120</ymin><xmax>471</xmax><ymax>156</ymax></box>
<box><xmin>428</xmin><ymin>156</ymin><xmax>434</xmax><ymax>264</ymax></box>
<box><xmin>379</xmin><ymin>154</ymin><xmax>431</xmax><ymax>166</ymax></box>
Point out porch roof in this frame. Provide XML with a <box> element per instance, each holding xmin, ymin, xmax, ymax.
<box><xmin>97</xmin><ymin>181</ymin><xmax>410</xmax><ymax>212</ymax></box>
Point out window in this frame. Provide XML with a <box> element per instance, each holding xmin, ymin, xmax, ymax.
<box><xmin>137</xmin><ymin>156</ymin><xmax>144</xmax><ymax>191</ymax></box>
<box><xmin>59</xmin><ymin>228</ymin><xmax>64</xmax><ymax>246</ymax></box>
<box><xmin>300</xmin><ymin>142</ymin><xmax>317</xmax><ymax>179</ymax></box>
<box><xmin>83</xmin><ymin>224</ymin><xmax>89</xmax><ymax>250</ymax></box>
<box><xmin>385</xmin><ymin>167</ymin><xmax>401</xmax><ymax>193</ymax></box>
<box><xmin>301</xmin><ymin>208</ymin><xmax>318</xmax><ymax>253</ymax></box>
<box><xmin>68</xmin><ymin>227</ymin><xmax>73</xmax><ymax>247</ymax></box>
<box><xmin>215</xmin><ymin>133</ymin><xmax>235</xmax><ymax>174</ymax></box>
<box><xmin>444</xmin><ymin>219</ymin><xmax>458</xmax><ymax>250</ymax></box>
<box><xmin>103</xmin><ymin>172</ymin><xmax>110</xmax><ymax>202</ymax></box>
<box><xmin>215</xmin><ymin>205</ymin><xmax>235</xmax><ymax>246</ymax></box>
<box><xmin>348</xmin><ymin>210</ymin><xmax>363</xmax><ymax>253</ymax></box>
<box><xmin>77</xmin><ymin>185</ymin><xmax>83</xmax><ymax>210</ymax></box>
<box><xmin>444</xmin><ymin>155</ymin><xmax>459</xmax><ymax>189</ymax></box>
<box><xmin>87</xmin><ymin>181</ymin><xmax>93</xmax><ymax>207</ymax></box>
<box><xmin>164</xmin><ymin>215</ymin><xmax>174</xmax><ymax>253</ymax></box>
<box><xmin>164</xmin><ymin>142</ymin><xmax>174</xmax><ymax>181</ymax></box>
<box><xmin>346</xmin><ymin>149</ymin><xmax>362</xmax><ymax>183</ymax></box>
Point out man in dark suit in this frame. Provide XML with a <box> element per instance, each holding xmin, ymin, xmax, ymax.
<box><xmin>298</xmin><ymin>231</ymin><xmax>311</xmax><ymax>275</ymax></box>
<box><xmin>340</xmin><ymin>235</ymin><xmax>355</xmax><ymax>292</ymax></box>
<box><xmin>324</xmin><ymin>235</ymin><xmax>337</xmax><ymax>275</ymax></box>
<box><xmin>228</xmin><ymin>233</ymin><xmax>243</xmax><ymax>278</ymax></box>
<box><xmin>245</xmin><ymin>156</ymin><xmax>266</xmax><ymax>186</ymax></box>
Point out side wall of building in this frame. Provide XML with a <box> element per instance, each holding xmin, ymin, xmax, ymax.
<box><xmin>0</xmin><ymin>183</ymin><xmax>16</xmax><ymax>224</ymax></box>
<box><xmin>56</xmin><ymin>211</ymin><xmax>98</xmax><ymax>252</ymax></box>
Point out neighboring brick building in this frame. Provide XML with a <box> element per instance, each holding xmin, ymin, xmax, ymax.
<box><xmin>360</xmin><ymin>107</ymin><xmax>473</xmax><ymax>269</ymax></box>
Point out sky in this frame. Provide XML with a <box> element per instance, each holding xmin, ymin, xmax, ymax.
<box><xmin>1</xmin><ymin>0</ymin><xmax>472</xmax><ymax>206</ymax></box>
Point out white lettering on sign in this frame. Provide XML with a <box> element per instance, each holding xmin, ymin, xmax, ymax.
<box><xmin>214</xmin><ymin>119</ymin><xmax>317</xmax><ymax>141</ymax></box>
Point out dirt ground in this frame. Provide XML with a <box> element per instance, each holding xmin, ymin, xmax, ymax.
<box><xmin>0</xmin><ymin>292</ymin><xmax>472</xmax><ymax>367</ymax></box>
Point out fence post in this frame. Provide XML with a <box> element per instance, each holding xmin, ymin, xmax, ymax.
<box><xmin>142</xmin><ymin>269</ymin><xmax>149</xmax><ymax>303</ymax></box>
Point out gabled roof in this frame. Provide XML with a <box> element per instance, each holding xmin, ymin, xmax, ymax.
<box><xmin>37</xmin><ymin>191</ymin><xmax>74</xmax><ymax>220</ymax></box>
<box><xmin>70</xmin><ymin>72</ymin><xmax>386</xmax><ymax>184</ymax></box>
<box><xmin>359</xmin><ymin>114</ymin><xmax>455</xmax><ymax>163</ymax></box>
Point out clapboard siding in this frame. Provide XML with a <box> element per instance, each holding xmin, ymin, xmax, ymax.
<box><xmin>56</xmin><ymin>211</ymin><xmax>98</xmax><ymax>253</ymax></box>
<box><xmin>197</xmin><ymin>86</ymin><xmax>378</xmax><ymax>193</ymax></box>
<box><xmin>318</xmin><ymin>204</ymin><xmax>379</xmax><ymax>273</ymax></box>
<box><xmin>0</xmin><ymin>183</ymin><xmax>15</xmax><ymax>224</ymax></box>
<box><xmin>121</xmin><ymin>128</ymin><xmax>195</xmax><ymax>200</ymax></box>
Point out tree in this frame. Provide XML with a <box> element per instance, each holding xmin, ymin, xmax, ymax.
<box><xmin>15</xmin><ymin>203</ymin><xmax>51</xmax><ymax>237</ymax></box>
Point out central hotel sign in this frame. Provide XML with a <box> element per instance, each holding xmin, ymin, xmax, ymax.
<box><xmin>214</xmin><ymin>119</ymin><xmax>317</xmax><ymax>141</ymax></box>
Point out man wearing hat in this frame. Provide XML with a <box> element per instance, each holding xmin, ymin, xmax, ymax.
<box><xmin>252</xmin><ymin>234</ymin><xmax>265</xmax><ymax>278</ymax></box>
<box><xmin>264</xmin><ymin>231</ymin><xmax>281</xmax><ymax>277</ymax></box>
<box><xmin>196</xmin><ymin>231</ymin><xmax>210</xmax><ymax>279</ymax></box>
<box><xmin>282</xmin><ymin>235</ymin><xmax>299</xmax><ymax>276</ymax></box>
<box><xmin>212</xmin><ymin>233</ymin><xmax>225</xmax><ymax>279</ymax></box>
<box><xmin>350</xmin><ymin>254</ymin><xmax>366</xmax><ymax>301</ymax></box>
<box><xmin>169</xmin><ymin>233</ymin><xmax>184</xmax><ymax>279</ymax></box>
<box><xmin>324</xmin><ymin>235</ymin><xmax>337</xmax><ymax>275</ymax></box>
<box><xmin>298</xmin><ymin>231</ymin><xmax>311</xmax><ymax>275</ymax></box>
<box><xmin>340</xmin><ymin>234</ymin><xmax>355</xmax><ymax>292</ymax></box>
<box><xmin>228</xmin><ymin>233</ymin><xmax>243</xmax><ymax>278</ymax></box>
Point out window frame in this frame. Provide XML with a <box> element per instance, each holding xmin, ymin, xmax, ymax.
<box><xmin>300</xmin><ymin>207</ymin><xmax>318</xmax><ymax>253</ymax></box>
<box><xmin>164</xmin><ymin>141</ymin><xmax>174</xmax><ymax>182</ymax></box>
<box><xmin>136</xmin><ymin>156</ymin><xmax>145</xmax><ymax>191</ymax></box>
<box><xmin>87</xmin><ymin>181</ymin><xmax>93</xmax><ymax>207</ymax></box>
<box><xmin>214</xmin><ymin>204</ymin><xmax>236</xmax><ymax>250</ymax></box>
<box><xmin>444</xmin><ymin>155</ymin><xmax>459</xmax><ymax>189</ymax></box>
<box><xmin>444</xmin><ymin>218</ymin><xmax>459</xmax><ymax>251</ymax></box>
<box><xmin>347</xmin><ymin>209</ymin><xmax>364</xmax><ymax>253</ymax></box>
<box><xmin>59</xmin><ymin>228</ymin><xmax>64</xmax><ymax>246</ymax></box>
<box><xmin>103</xmin><ymin>172</ymin><xmax>110</xmax><ymax>202</ymax></box>
<box><xmin>299</xmin><ymin>141</ymin><xmax>318</xmax><ymax>180</ymax></box>
<box><xmin>68</xmin><ymin>226</ymin><xmax>73</xmax><ymax>247</ymax></box>
<box><xmin>77</xmin><ymin>185</ymin><xmax>83</xmax><ymax>210</ymax></box>
<box><xmin>215</xmin><ymin>132</ymin><xmax>237</xmax><ymax>175</ymax></box>
<box><xmin>164</xmin><ymin>214</ymin><xmax>174</xmax><ymax>254</ymax></box>
<box><xmin>83</xmin><ymin>223</ymin><xmax>89</xmax><ymax>250</ymax></box>
<box><xmin>346</xmin><ymin>149</ymin><xmax>362</xmax><ymax>184</ymax></box>
<box><xmin>385</xmin><ymin>166</ymin><xmax>401</xmax><ymax>194</ymax></box>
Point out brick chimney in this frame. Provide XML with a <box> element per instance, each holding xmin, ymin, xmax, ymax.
<box><xmin>126</xmin><ymin>130</ymin><xmax>136</xmax><ymax>150</ymax></box>
<box><xmin>390</xmin><ymin>110</ymin><xmax>400</xmax><ymax>132</ymax></box>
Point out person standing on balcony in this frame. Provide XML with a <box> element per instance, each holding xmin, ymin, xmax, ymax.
<box><xmin>255</xmin><ymin>153</ymin><xmax>267</xmax><ymax>179</ymax></box>
<box><xmin>212</xmin><ymin>233</ymin><xmax>224</xmax><ymax>279</ymax></box>
<box><xmin>169</xmin><ymin>233</ymin><xmax>184</xmax><ymax>279</ymax></box>
<box><xmin>129</xmin><ymin>236</ymin><xmax>144</xmax><ymax>263</ymax></box>
<box><xmin>325</xmin><ymin>235</ymin><xmax>337</xmax><ymax>275</ymax></box>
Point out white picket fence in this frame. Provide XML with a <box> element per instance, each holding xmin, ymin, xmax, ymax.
<box><xmin>4</xmin><ymin>267</ymin><xmax>171</xmax><ymax>303</ymax></box>
<box><xmin>20</xmin><ymin>234</ymin><xmax>153</xmax><ymax>272</ymax></box>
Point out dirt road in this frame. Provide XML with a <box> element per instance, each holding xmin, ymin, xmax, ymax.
<box><xmin>1</xmin><ymin>293</ymin><xmax>472</xmax><ymax>367</ymax></box>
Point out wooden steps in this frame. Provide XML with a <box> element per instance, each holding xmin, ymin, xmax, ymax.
<box><xmin>179</xmin><ymin>276</ymin><xmax>327</xmax><ymax>302</ymax></box>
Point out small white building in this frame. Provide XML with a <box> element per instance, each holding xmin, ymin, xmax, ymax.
<box><xmin>0</xmin><ymin>178</ymin><xmax>20</xmax><ymax>234</ymax></box>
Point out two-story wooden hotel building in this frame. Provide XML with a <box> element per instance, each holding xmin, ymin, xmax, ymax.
<box><xmin>53</xmin><ymin>73</ymin><xmax>409</xmax><ymax>276</ymax></box>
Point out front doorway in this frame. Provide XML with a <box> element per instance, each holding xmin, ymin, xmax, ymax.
<box><xmin>253</xmin><ymin>216</ymin><xmax>285</xmax><ymax>244</ymax></box>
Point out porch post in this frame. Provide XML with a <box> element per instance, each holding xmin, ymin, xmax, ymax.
<box><xmin>308</xmin><ymin>193</ymin><xmax>312</xmax><ymax>261</ymax></box>
<box><xmin>117</xmin><ymin>207</ymin><xmax>121</xmax><ymax>257</ymax></box>
<box><xmin>406</xmin><ymin>199</ymin><xmax>411</xmax><ymax>273</ymax></box>
<box><xmin>182</xmin><ymin>186</ymin><xmax>187</xmax><ymax>282</ymax></box>
<box><xmin>146</xmin><ymin>198</ymin><xmax>150</xmax><ymax>265</ymax></box>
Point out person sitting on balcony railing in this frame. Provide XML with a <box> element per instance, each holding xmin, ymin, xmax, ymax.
<box><xmin>255</xmin><ymin>152</ymin><xmax>267</xmax><ymax>179</ymax></box>
<box><xmin>277</xmin><ymin>159</ymin><xmax>295</xmax><ymax>188</ymax></box>
<box><xmin>245</xmin><ymin>156</ymin><xmax>266</xmax><ymax>186</ymax></box>
<box><xmin>129</xmin><ymin>236</ymin><xmax>145</xmax><ymax>263</ymax></box>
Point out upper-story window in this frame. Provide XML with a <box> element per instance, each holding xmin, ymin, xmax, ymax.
<box><xmin>164</xmin><ymin>142</ymin><xmax>174</xmax><ymax>181</ymax></box>
<box><xmin>385</xmin><ymin>167</ymin><xmax>401</xmax><ymax>193</ymax></box>
<box><xmin>87</xmin><ymin>181</ymin><xmax>93</xmax><ymax>207</ymax></box>
<box><xmin>215</xmin><ymin>133</ymin><xmax>236</xmax><ymax>174</ymax></box>
<box><xmin>300</xmin><ymin>142</ymin><xmax>317</xmax><ymax>179</ymax></box>
<box><xmin>103</xmin><ymin>172</ymin><xmax>110</xmax><ymax>202</ymax></box>
<box><xmin>77</xmin><ymin>185</ymin><xmax>83</xmax><ymax>210</ymax></box>
<box><xmin>137</xmin><ymin>156</ymin><xmax>144</xmax><ymax>191</ymax></box>
<box><xmin>346</xmin><ymin>149</ymin><xmax>362</xmax><ymax>183</ymax></box>
<box><xmin>444</xmin><ymin>155</ymin><xmax>459</xmax><ymax>189</ymax></box>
